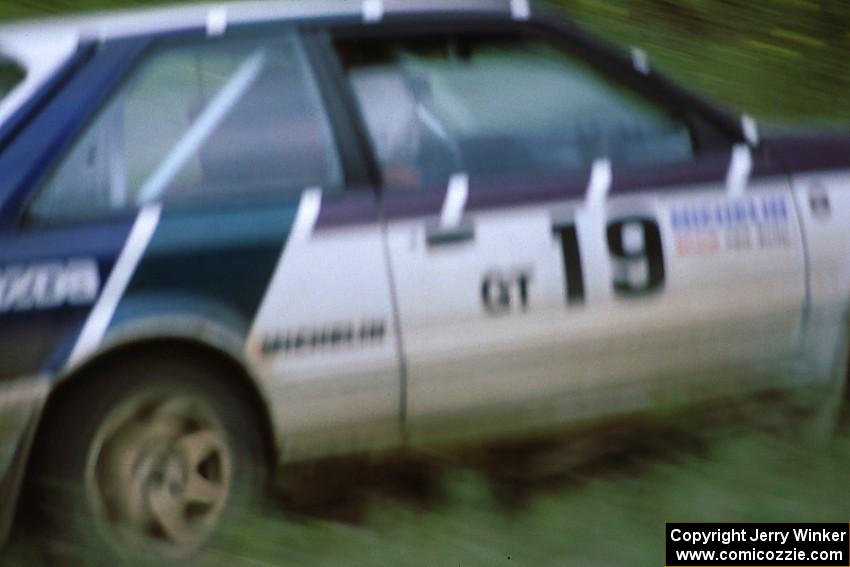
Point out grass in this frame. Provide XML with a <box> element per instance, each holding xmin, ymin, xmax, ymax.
<box><xmin>7</xmin><ymin>400</ymin><xmax>849</xmax><ymax>566</ymax></box>
<box><xmin>199</xmin><ymin>424</ymin><xmax>850</xmax><ymax>566</ymax></box>
<box><xmin>556</xmin><ymin>0</ymin><xmax>850</xmax><ymax>124</ymax></box>
<box><xmin>195</xmin><ymin>405</ymin><xmax>850</xmax><ymax>566</ymax></box>
<box><xmin>0</xmin><ymin>1</ymin><xmax>849</xmax><ymax>565</ymax></box>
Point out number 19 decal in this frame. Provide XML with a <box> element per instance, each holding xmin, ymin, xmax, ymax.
<box><xmin>553</xmin><ymin>216</ymin><xmax>665</xmax><ymax>304</ymax></box>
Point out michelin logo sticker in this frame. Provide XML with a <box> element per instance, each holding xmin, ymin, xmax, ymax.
<box><xmin>261</xmin><ymin>319</ymin><xmax>386</xmax><ymax>357</ymax></box>
<box><xmin>671</xmin><ymin>193</ymin><xmax>791</xmax><ymax>256</ymax></box>
<box><xmin>0</xmin><ymin>258</ymin><xmax>100</xmax><ymax>313</ymax></box>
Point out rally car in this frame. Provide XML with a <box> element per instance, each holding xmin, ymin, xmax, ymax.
<box><xmin>0</xmin><ymin>0</ymin><xmax>849</xmax><ymax>561</ymax></box>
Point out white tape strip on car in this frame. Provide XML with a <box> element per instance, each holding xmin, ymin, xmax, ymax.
<box><xmin>289</xmin><ymin>187</ymin><xmax>323</xmax><ymax>242</ymax></box>
<box><xmin>511</xmin><ymin>0</ymin><xmax>531</xmax><ymax>20</ymax></box>
<box><xmin>363</xmin><ymin>0</ymin><xmax>383</xmax><ymax>22</ymax></box>
<box><xmin>206</xmin><ymin>7</ymin><xmax>228</xmax><ymax>36</ymax></box>
<box><xmin>742</xmin><ymin>114</ymin><xmax>759</xmax><ymax>146</ymax></box>
<box><xmin>440</xmin><ymin>173</ymin><xmax>469</xmax><ymax>228</ymax></box>
<box><xmin>67</xmin><ymin>204</ymin><xmax>162</xmax><ymax>367</ymax></box>
<box><xmin>585</xmin><ymin>158</ymin><xmax>612</xmax><ymax>207</ymax></box>
<box><xmin>726</xmin><ymin>143</ymin><xmax>752</xmax><ymax>197</ymax></box>
<box><xmin>630</xmin><ymin>47</ymin><xmax>650</xmax><ymax>74</ymax></box>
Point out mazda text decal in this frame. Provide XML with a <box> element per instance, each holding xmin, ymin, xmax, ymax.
<box><xmin>0</xmin><ymin>259</ymin><xmax>100</xmax><ymax>313</ymax></box>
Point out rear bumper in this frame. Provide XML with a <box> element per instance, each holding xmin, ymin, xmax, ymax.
<box><xmin>0</xmin><ymin>376</ymin><xmax>49</xmax><ymax>545</ymax></box>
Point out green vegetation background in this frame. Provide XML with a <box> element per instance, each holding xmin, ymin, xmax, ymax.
<box><xmin>1</xmin><ymin>0</ymin><xmax>849</xmax><ymax>123</ymax></box>
<box><xmin>2</xmin><ymin>1</ymin><xmax>850</xmax><ymax>565</ymax></box>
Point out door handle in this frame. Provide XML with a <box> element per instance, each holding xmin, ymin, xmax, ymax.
<box><xmin>425</xmin><ymin>221</ymin><xmax>475</xmax><ymax>247</ymax></box>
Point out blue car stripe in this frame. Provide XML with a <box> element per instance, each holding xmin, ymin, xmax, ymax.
<box><xmin>106</xmin><ymin>201</ymin><xmax>300</xmax><ymax>342</ymax></box>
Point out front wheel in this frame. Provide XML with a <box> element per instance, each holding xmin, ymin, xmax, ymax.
<box><xmin>28</xmin><ymin>352</ymin><xmax>267</xmax><ymax>564</ymax></box>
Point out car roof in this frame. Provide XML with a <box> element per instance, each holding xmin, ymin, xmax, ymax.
<box><xmin>0</xmin><ymin>0</ymin><xmax>514</xmax><ymax>44</ymax></box>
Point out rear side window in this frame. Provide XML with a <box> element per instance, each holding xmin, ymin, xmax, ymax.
<box><xmin>30</xmin><ymin>32</ymin><xmax>341</xmax><ymax>223</ymax></box>
<box><xmin>0</xmin><ymin>60</ymin><xmax>24</xmax><ymax>99</ymax></box>
<box><xmin>336</xmin><ymin>35</ymin><xmax>695</xmax><ymax>191</ymax></box>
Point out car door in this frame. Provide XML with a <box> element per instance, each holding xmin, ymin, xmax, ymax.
<box><xmin>0</xmin><ymin>27</ymin><xmax>402</xmax><ymax>459</ymax></box>
<box><xmin>330</xmin><ymin>22</ymin><xmax>806</xmax><ymax>442</ymax></box>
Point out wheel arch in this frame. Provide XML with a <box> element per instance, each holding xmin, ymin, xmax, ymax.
<box><xmin>13</xmin><ymin>332</ymin><xmax>279</xmax><ymax>535</ymax></box>
<box><xmin>44</xmin><ymin>332</ymin><xmax>276</xmax><ymax>461</ymax></box>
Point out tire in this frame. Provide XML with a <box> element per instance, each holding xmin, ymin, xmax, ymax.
<box><xmin>27</xmin><ymin>351</ymin><xmax>267</xmax><ymax>565</ymax></box>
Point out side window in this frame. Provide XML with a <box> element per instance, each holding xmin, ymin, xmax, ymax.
<box><xmin>335</xmin><ymin>35</ymin><xmax>698</xmax><ymax>191</ymax></box>
<box><xmin>29</xmin><ymin>32</ymin><xmax>342</xmax><ymax>223</ymax></box>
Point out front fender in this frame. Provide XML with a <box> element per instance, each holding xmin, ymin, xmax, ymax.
<box><xmin>0</xmin><ymin>375</ymin><xmax>48</xmax><ymax>546</ymax></box>
<box><xmin>58</xmin><ymin>307</ymin><xmax>274</xmax><ymax>420</ymax></box>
